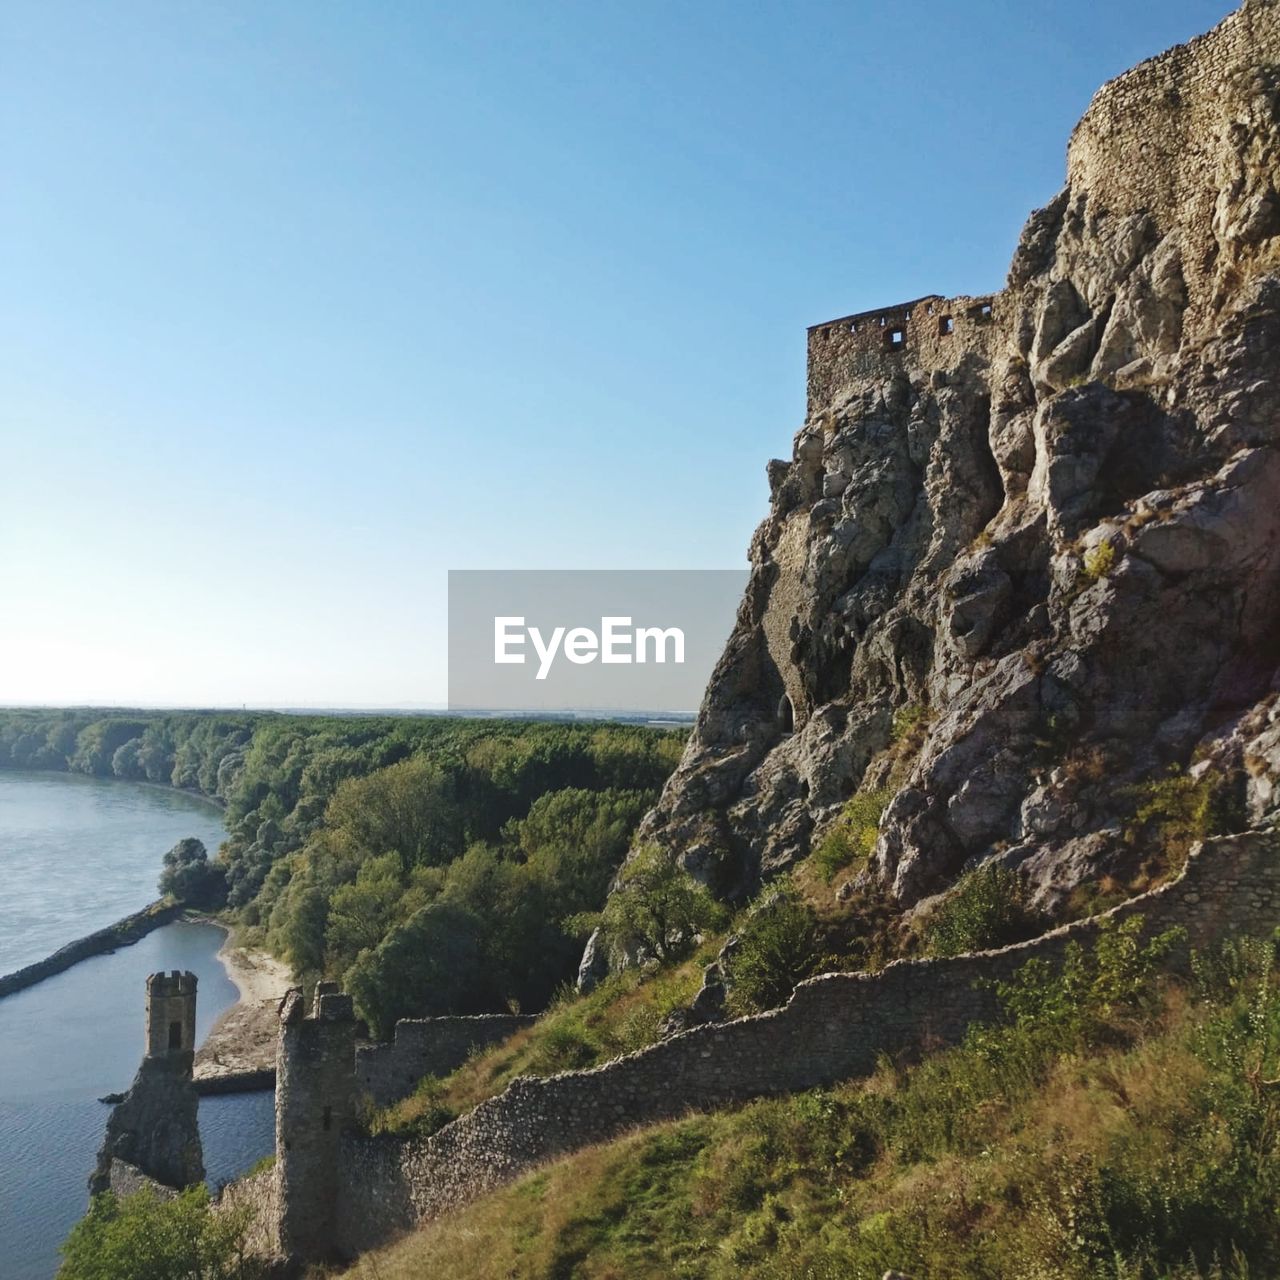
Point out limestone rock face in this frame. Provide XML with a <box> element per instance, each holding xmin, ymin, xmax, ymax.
<box><xmin>624</xmin><ymin>0</ymin><xmax>1280</xmax><ymax>917</ymax></box>
<box><xmin>90</xmin><ymin>1054</ymin><xmax>204</xmax><ymax>1195</ymax></box>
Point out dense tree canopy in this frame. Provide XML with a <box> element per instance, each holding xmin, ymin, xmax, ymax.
<box><xmin>0</xmin><ymin>709</ymin><xmax>685</xmax><ymax>1031</ymax></box>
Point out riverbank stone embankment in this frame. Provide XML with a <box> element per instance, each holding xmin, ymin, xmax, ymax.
<box><xmin>0</xmin><ymin>899</ymin><xmax>185</xmax><ymax>999</ymax></box>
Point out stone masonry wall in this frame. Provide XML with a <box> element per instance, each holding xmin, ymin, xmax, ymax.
<box><xmin>356</xmin><ymin>1015</ymin><xmax>537</xmax><ymax>1108</ymax></box>
<box><xmin>328</xmin><ymin>829</ymin><xmax>1280</xmax><ymax>1256</ymax></box>
<box><xmin>1066</xmin><ymin>0</ymin><xmax>1280</xmax><ymax>335</ymax></box>
<box><xmin>805</xmin><ymin>292</ymin><xmax>1000</xmax><ymax>414</ymax></box>
<box><xmin>805</xmin><ymin>0</ymin><xmax>1279</xmax><ymax>413</ymax></box>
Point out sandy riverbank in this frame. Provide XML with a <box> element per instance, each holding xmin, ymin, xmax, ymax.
<box><xmin>193</xmin><ymin>933</ymin><xmax>293</xmax><ymax>1092</ymax></box>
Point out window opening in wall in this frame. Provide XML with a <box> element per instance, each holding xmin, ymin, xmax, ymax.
<box><xmin>939</xmin><ymin>315</ymin><xmax>954</xmax><ymax>336</ymax></box>
<box><xmin>886</xmin><ymin>327</ymin><xmax>905</xmax><ymax>351</ymax></box>
<box><xmin>168</xmin><ymin>1021</ymin><xmax>182</xmax><ymax>1050</ymax></box>
<box><xmin>323</xmin><ymin>1106</ymin><xmax>333</xmax><ymax>1131</ymax></box>
<box><xmin>778</xmin><ymin>694</ymin><xmax>794</xmax><ymax>733</ymax></box>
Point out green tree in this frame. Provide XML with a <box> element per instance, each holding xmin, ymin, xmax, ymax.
<box><xmin>158</xmin><ymin>839</ymin><xmax>227</xmax><ymax>910</ymax></box>
<box><xmin>278</xmin><ymin>884</ymin><xmax>330</xmax><ymax>976</ymax></box>
<box><xmin>58</xmin><ymin>1187</ymin><xmax>262</xmax><ymax>1280</ymax></box>
<box><xmin>322</xmin><ymin>758</ymin><xmax>464</xmax><ymax>869</ymax></box>
<box><xmin>346</xmin><ymin>901</ymin><xmax>489</xmax><ymax>1037</ymax></box>
<box><xmin>599</xmin><ymin>845</ymin><xmax>725</xmax><ymax>963</ymax></box>
<box><xmin>324</xmin><ymin>853</ymin><xmax>408</xmax><ymax>975</ymax></box>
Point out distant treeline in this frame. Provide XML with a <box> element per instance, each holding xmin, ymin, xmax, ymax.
<box><xmin>0</xmin><ymin>709</ymin><xmax>686</xmax><ymax>1030</ymax></box>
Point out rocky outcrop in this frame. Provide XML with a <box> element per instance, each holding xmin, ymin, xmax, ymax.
<box><xmin>627</xmin><ymin>0</ymin><xmax>1280</xmax><ymax>916</ymax></box>
<box><xmin>90</xmin><ymin>1054</ymin><xmax>204</xmax><ymax>1195</ymax></box>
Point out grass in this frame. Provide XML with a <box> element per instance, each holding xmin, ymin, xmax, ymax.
<box><xmin>1082</xmin><ymin>540</ymin><xmax>1118</xmax><ymax>581</ymax></box>
<box><xmin>810</xmin><ymin>788</ymin><xmax>892</xmax><ymax>883</ymax></box>
<box><xmin>809</xmin><ymin>702</ymin><xmax>931</xmax><ymax>887</ymax></box>
<box><xmin>334</xmin><ymin>928</ymin><xmax>1280</xmax><ymax>1280</ymax></box>
<box><xmin>373</xmin><ymin>944</ymin><xmax>718</xmax><ymax>1136</ymax></box>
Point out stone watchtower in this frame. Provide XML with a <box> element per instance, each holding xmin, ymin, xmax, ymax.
<box><xmin>90</xmin><ymin>970</ymin><xmax>204</xmax><ymax>1195</ymax></box>
<box><xmin>275</xmin><ymin>982</ymin><xmax>358</xmax><ymax>1262</ymax></box>
<box><xmin>146</xmin><ymin>969</ymin><xmax>198</xmax><ymax>1068</ymax></box>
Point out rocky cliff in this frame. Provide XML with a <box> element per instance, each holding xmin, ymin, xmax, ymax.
<box><xmin>90</xmin><ymin>1055</ymin><xmax>204</xmax><ymax>1196</ymax></box>
<box><xmin>634</xmin><ymin>0</ymin><xmax>1280</xmax><ymax>917</ymax></box>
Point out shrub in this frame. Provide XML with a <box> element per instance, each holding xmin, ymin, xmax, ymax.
<box><xmin>1121</xmin><ymin>765</ymin><xmax>1244</xmax><ymax>880</ymax></box>
<box><xmin>59</xmin><ymin>1187</ymin><xmax>262</xmax><ymax>1280</ymax></box>
<box><xmin>924</xmin><ymin>863</ymin><xmax>1033</xmax><ymax>957</ymax></box>
<box><xmin>811</xmin><ymin>788</ymin><xmax>890</xmax><ymax>882</ymax></box>
<box><xmin>1082</xmin><ymin>540</ymin><xmax>1117</xmax><ymax>581</ymax></box>
<box><xmin>598</xmin><ymin>845</ymin><xmax>726</xmax><ymax>963</ymax></box>
<box><xmin>724</xmin><ymin>890</ymin><xmax>822</xmax><ymax>1015</ymax></box>
<box><xmin>969</xmin><ymin>917</ymin><xmax>1183</xmax><ymax>1062</ymax></box>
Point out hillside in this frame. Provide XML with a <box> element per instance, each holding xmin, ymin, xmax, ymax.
<box><xmin>334</xmin><ymin>927</ymin><xmax>1280</xmax><ymax>1279</ymax></box>
<box><xmin>622</xmin><ymin>0</ymin><xmax>1280</xmax><ymax>935</ymax></box>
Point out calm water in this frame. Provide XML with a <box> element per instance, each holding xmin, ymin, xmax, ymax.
<box><xmin>0</xmin><ymin>774</ymin><xmax>276</xmax><ymax>1280</ymax></box>
<box><xmin>0</xmin><ymin>771</ymin><xmax>229</xmax><ymax>973</ymax></box>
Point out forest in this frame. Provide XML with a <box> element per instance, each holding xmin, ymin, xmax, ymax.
<box><xmin>0</xmin><ymin>709</ymin><xmax>685</xmax><ymax>1031</ymax></box>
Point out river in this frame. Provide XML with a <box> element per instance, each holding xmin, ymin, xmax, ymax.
<box><xmin>0</xmin><ymin>772</ymin><xmax>276</xmax><ymax>1280</ymax></box>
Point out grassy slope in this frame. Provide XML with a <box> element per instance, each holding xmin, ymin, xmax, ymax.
<box><xmin>338</xmin><ymin>933</ymin><xmax>1280</xmax><ymax>1280</ymax></box>
<box><xmin>375</xmin><ymin>945</ymin><xmax>718</xmax><ymax>1135</ymax></box>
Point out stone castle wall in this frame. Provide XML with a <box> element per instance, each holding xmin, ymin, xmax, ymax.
<box><xmin>1066</xmin><ymin>0</ymin><xmax>1280</xmax><ymax>333</ymax></box>
<box><xmin>805</xmin><ymin>292</ymin><xmax>1000</xmax><ymax>414</ymax></box>
<box><xmin>803</xmin><ymin>0</ymin><xmax>1280</xmax><ymax>415</ymax></box>
<box><xmin>356</xmin><ymin>1015</ymin><xmax>537</xmax><ymax>1108</ymax></box>
<box><xmin>275</xmin><ymin>986</ymin><xmax>357</xmax><ymax>1261</ymax></box>
<box><xmin>324</xmin><ymin>829</ymin><xmax>1280</xmax><ymax>1256</ymax></box>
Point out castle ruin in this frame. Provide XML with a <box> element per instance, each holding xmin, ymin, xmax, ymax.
<box><xmin>274</xmin><ymin>982</ymin><xmax>357</xmax><ymax>1261</ymax></box>
<box><xmin>90</xmin><ymin>970</ymin><xmax>204</xmax><ymax>1196</ymax></box>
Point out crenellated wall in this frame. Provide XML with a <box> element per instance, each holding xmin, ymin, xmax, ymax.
<box><xmin>356</xmin><ymin>1015</ymin><xmax>537</xmax><ymax>1108</ymax></box>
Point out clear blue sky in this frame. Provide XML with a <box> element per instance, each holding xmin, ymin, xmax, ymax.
<box><xmin>0</xmin><ymin>0</ymin><xmax>1231</xmax><ymax>707</ymax></box>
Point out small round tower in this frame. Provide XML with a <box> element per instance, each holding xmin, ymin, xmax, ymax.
<box><xmin>275</xmin><ymin>981</ymin><xmax>357</xmax><ymax>1262</ymax></box>
<box><xmin>145</xmin><ymin>969</ymin><xmax>198</xmax><ymax>1073</ymax></box>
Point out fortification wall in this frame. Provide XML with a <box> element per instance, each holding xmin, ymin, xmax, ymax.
<box><xmin>1066</xmin><ymin>0</ymin><xmax>1280</xmax><ymax>330</ymax></box>
<box><xmin>805</xmin><ymin>292</ymin><xmax>1000</xmax><ymax>414</ymax></box>
<box><xmin>328</xmin><ymin>828</ymin><xmax>1280</xmax><ymax>1255</ymax></box>
<box><xmin>217</xmin><ymin>1166</ymin><xmax>280</xmax><ymax>1259</ymax></box>
<box><xmin>804</xmin><ymin>0</ymin><xmax>1280</xmax><ymax>416</ymax></box>
<box><xmin>356</xmin><ymin>1015</ymin><xmax>537</xmax><ymax>1108</ymax></box>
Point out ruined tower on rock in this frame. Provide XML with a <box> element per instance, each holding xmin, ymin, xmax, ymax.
<box><xmin>275</xmin><ymin>982</ymin><xmax>358</xmax><ymax>1263</ymax></box>
<box><xmin>146</xmin><ymin>968</ymin><xmax>198</xmax><ymax>1061</ymax></box>
<box><xmin>90</xmin><ymin>970</ymin><xmax>204</xmax><ymax>1195</ymax></box>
